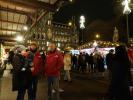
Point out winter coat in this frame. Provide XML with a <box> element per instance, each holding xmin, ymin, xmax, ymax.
<box><xmin>45</xmin><ymin>50</ymin><xmax>64</xmax><ymax>77</ymax></box>
<box><xmin>109</xmin><ymin>58</ymin><xmax>132</xmax><ymax>100</ymax></box>
<box><xmin>12</xmin><ymin>53</ymin><xmax>32</xmax><ymax>91</ymax></box>
<box><xmin>64</xmin><ymin>54</ymin><xmax>71</xmax><ymax>70</ymax></box>
<box><xmin>28</xmin><ymin>51</ymin><xmax>43</xmax><ymax>76</ymax></box>
<box><xmin>97</xmin><ymin>57</ymin><xmax>105</xmax><ymax>72</ymax></box>
<box><xmin>78</xmin><ymin>54</ymin><xmax>86</xmax><ymax>66</ymax></box>
<box><xmin>106</xmin><ymin>53</ymin><xmax>114</xmax><ymax>70</ymax></box>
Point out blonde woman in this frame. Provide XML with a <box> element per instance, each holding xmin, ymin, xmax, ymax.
<box><xmin>64</xmin><ymin>52</ymin><xmax>72</xmax><ymax>82</ymax></box>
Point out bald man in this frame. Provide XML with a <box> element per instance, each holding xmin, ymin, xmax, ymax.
<box><xmin>45</xmin><ymin>43</ymin><xmax>64</xmax><ymax>100</ymax></box>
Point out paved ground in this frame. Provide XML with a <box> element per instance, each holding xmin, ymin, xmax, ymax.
<box><xmin>0</xmin><ymin>70</ymin><xmax>109</xmax><ymax>100</ymax></box>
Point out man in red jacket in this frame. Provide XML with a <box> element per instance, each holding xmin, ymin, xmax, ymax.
<box><xmin>28</xmin><ymin>42</ymin><xmax>43</xmax><ymax>100</ymax></box>
<box><xmin>45</xmin><ymin>42</ymin><xmax>64</xmax><ymax>100</ymax></box>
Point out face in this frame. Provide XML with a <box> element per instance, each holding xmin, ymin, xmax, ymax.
<box><xmin>31</xmin><ymin>45</ymin><xmax>37</xmax><ymax>50</ymax></box>
<box><xmin>30</xmin><ymin>44</ymin><xmax>37</xmax><ymax>53</ymax></box>
<box><xmin>48</xmin><ymin>43</ymin><xmax>56</xmax><ymax>52</ymax></box>
<box><xmin>21</xmin><ymin>50</ymin><xmax>26</xmax><ymax>56</ymax></box>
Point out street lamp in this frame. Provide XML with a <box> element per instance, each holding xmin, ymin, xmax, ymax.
<box><xmin>16</xmin><ymin>35</ymin><xmax>23</xmax><ymax>42</ymax></box>
<box><xmin>79</xmin><ymin>15</ymin><xmax>85</xmax><ymax>44</ymax></box>
<box><xmin>23</xmin><ymin>26</ymin><xmax>28</xmax><ymax>31</ymax></box>
<box><xmin>69</xmin><ymin>0</ymin><xmax>73</xmax><ymax>2</ymax></box>
<box><xmin>68</xmin><ymin>22</ymin><xmax>72</xmax><ymax>26</ymax></box>
<box><xmin>95</xmin><ymin>34</ymin><xmax>100</xmax><ymax>39</ymax></box>
<box><xmin>122</xmin><ymin>0</ymin><xmax>131</xmax><ymax>43</ymax></box>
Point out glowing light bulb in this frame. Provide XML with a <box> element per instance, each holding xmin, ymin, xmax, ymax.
<box><xmin>23</xmin><ymin>26</ymin><xmax>28</xmax><ymax>31</ymax></box>
<box><xmin>16</xmin><ymin>35</ymin><xmax>23</xmax><ymax>42</ymax></box>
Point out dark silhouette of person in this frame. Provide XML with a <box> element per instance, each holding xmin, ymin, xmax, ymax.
<box><xmin>97</xmin><ymin>55</ymin><xmax>105</xmax><ymax>73</ymax></box>
<box><xmin>72</xmin><ymin>54</ymin><xmax>78</xmax><ymax>70</ymax></box>
<box><xmin>89</xmin><ymin>53</ymin><xmax>94</xmax><ymax>73</ymax></box>
<box><xmin>106</xmin><ymin>49</ymin><xmax>114</xmax><ymax>79</ymax></box>
<box><xmin>108</xmin><ymin>45</ymin><xmax>132</xmax><ymax>100</ymax></box>
<box><xmin>106</xmin><ymin>49</ymin><xmax>114</xmax><ymax>71</ymax></box>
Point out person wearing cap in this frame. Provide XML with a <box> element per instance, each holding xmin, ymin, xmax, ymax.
<box><xmin>27</xmin><ymin>42</ymin><xmax>43</xmax><ymax>100</ymax></box>
<box><xmin>45</xmin><ymin>42</ymin><xmax>64</xmax><ymax>100</ymax></box>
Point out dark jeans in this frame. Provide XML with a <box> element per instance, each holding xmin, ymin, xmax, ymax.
<box><xmin>90</xmin><ymin>64</ymin><xmax>94</xmax><ymax>72</ymax></box>
<box><xmin>28</xmin><ymin>76</ymin><xmax>39</xmax><ymax>100</ymax></box>
<box><xmin>81</xmin><ymin>66</ymin><xmax>86</xmax><ymax>73</ymax></box>
<box><xmin>17</xmin><ymin>88</ymin><xmax>25</xmax><ymax>100</ymax></box>
<box><xmin>17</xmin><ymin>76</ymin><xmax>39</xmax><ymax>100</ymax></box>
<box><xmin>47</xmin><ymin>76</ymin><xmax>59</xmax><ymax>100</ymax></box>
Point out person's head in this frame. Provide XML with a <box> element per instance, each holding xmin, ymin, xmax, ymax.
<box><xmin>30</xmin><ymin>42</ymin><xmax>38</xmax><ymax>53</ymax></box>
<box><xmin>21</xmin><ymin>50</ymin><xmax>26</xmax><ymax>56</ymax></box>
<box><xmin>48</xmin><ymin>42</ymin><xmax>56</xmax><ymax>52</ymax></box>
<box><xmin>14</xmin><ymin>45</ymin><xmax>25</xmax><ymax>54</ymax></box>
<box><xmin>109</xmin><ymin>49</ymin><xmax>114</xmax><ymax>54</ymax></box>
<box><xmin>115</xmin><ymin>45</ymin><xmax>128</xmax><ymax>61</ymax></box>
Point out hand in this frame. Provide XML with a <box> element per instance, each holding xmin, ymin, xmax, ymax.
<box><xmin>21</xmin><ymin>68</ymin><xmax>26</xmax><ymax>71</ymax></box>
<box><xmin>30</xmin><ymin>62</ymin><xmax>34</xmax><ymax>67</ymax></box>
<box><xmin>30</xmin><ymin>67</ymin><xmax>34</xmax><ymax>72</ymax></box>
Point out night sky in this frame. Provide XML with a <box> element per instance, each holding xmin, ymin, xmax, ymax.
<box><xmin>53</xmin><ymin>0</ymin><xmax>114</xmax><ymax>25</ymax></box>
<box><xmin>53</xmin><ymin>0</ymin><xmax>133</xmax><ymax>39</ymax></box>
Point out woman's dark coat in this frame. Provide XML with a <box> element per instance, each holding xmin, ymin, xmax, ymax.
<box><xmin>12</xmin><ymin>53</ymin><xmax>32</xmax><ymax>91</ymax></box>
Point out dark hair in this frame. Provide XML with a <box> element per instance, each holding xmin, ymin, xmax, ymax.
<box><xmin>115</xmin><ymin>45</ymin><xmax>129</xmax><ymax>62</ymax></box>
<box><xmin>109</xmin><ymin>49</ymin><xmax>114</xmax><ymax>53</ymax></box>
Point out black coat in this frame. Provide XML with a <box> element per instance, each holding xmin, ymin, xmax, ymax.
<box><xmin>106</xmin><ymin>53</ymin><xmax>114</xmax><ymax>70</ymax></box>
<box><xmin>12</xmin><ymin>54</ymin><xmax>32</xmax><ymax>91</ymax></box>
<box><xmin>109</xmin><ymin>59</ymin><xmax>132</xmax><ymax>100</ymax></box>
<box><xmin>72</xmin><ymin>55</ymin><xmax>78</xmax><ymax>64</ymax></box>
<box><xmin>97</xmin><ymin>57</ymin><xmax>105</xmax><ymax>72</ymax></box>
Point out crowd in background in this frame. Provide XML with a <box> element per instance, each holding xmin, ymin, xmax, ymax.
<box><xmin>71</xmin><ymin>51</ymin><xmax>112</xmax><ymax>77</ymax></box>
<box><xmin>0</xmin><ymin>42</ymin><xmax>133</xmax><ymax>100</ymax></box>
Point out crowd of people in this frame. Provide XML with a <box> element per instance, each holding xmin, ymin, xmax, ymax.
<box><xmin>0</xmin><ymin>42</ymin><xmax>133</xmax><ymax>100</ymax></box>
<box><xmin>71</xmin><ymin>51</ymin><xmax>112</xmax><ymax>77</ymax></box>
<box><xmin>2</xmin><ymin>42</ymin><xmax>74</xmax><ymax>100</ymax></box>
<box><xmin>71</xmin><ymin>46</ymin><xmax>133</xmax><ymax>100</ymax></box>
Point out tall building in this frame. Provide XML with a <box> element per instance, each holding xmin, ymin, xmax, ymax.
<box><xmin>25</xmin><ymin>12</ymin><xmax>79</xmax><ymax>50</ymax></box>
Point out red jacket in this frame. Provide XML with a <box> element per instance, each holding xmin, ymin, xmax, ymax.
<box><xmin>32</xmin><ymin>52</ymin><xmax>43</xmax><ymax>76</ymax></box>
<box><xmin>45</xmin><ymin>50</ymin><xmax>64</xmax><ymax>77</ymax></box>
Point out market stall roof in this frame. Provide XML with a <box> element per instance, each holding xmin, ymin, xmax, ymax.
<box><xmin>64</xmin><ymin>46</ymin><xmax>74</xmax><ymax>51</ymax></box>
<box><xmin>0</xmin><ymin>0</ymin><xmax>67</xmax><ymax>47</ymax></box>
<box><xmin>77</xmin><ymin>40</ymin><xmax>120</xmax><ymax>50</ymax></box>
